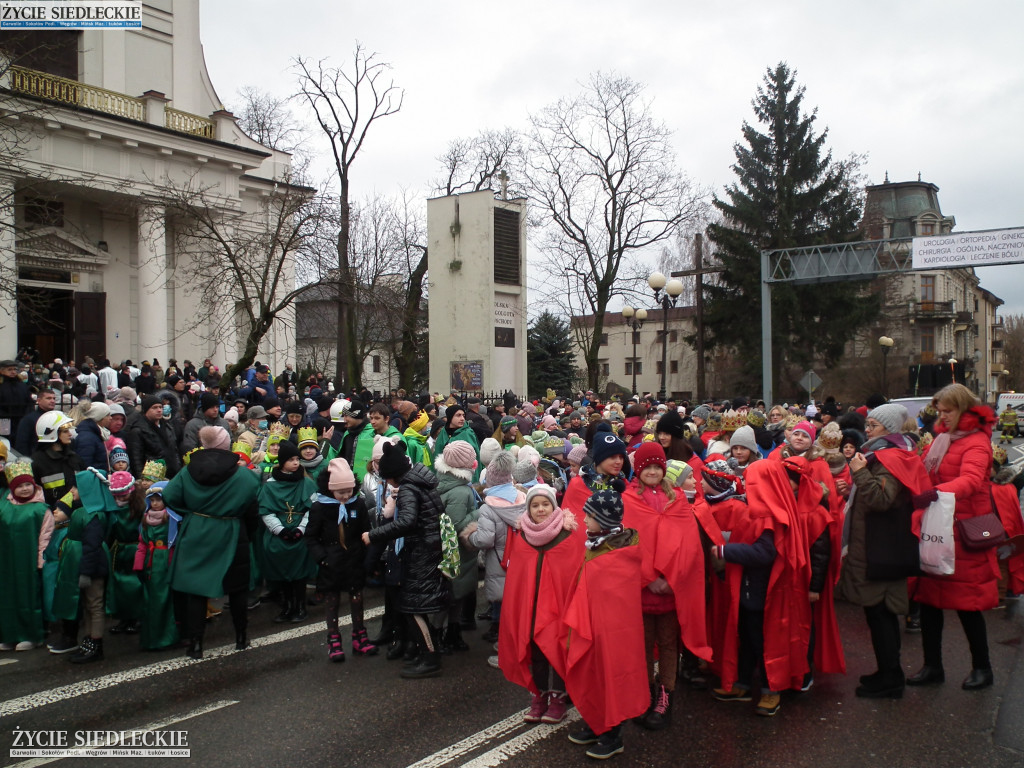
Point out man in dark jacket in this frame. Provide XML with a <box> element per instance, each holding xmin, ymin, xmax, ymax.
<box><xmin>124</xmin><ymin>395</ymin><xmax>181</xmax><ymax>479</ymax></box>
<box><xmin>15</xmin><ymin>388</ymin><xmax>57</xmax><ymax>456</ymax></box>
<box><xmin>0</xmin><ymin>359</ymin><xmax>31</xmax><ymax>443</ymax></box>
<box><xmin>182</xmin><ymin>392</ymin><xmax>230</xmax><ymax>453</ymax></box>
<box><xmin>466</xmin><ymin>397</ymin><xmax>493</xmax><ymax>445</ymax></box>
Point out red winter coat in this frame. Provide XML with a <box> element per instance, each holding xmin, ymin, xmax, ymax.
<box><xmin>992</xmin><ymin>478</ymin><xmax>1024</xmax><ymax>595</ymax></box>
<box><xmin>910</xmin><ymin>407</ymin><xmax>999</xmax><ymax>611</ymax></box>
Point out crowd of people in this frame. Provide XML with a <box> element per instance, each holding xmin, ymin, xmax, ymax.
<box><xmin>1</xmin><ymin>352</ymin><xmax>1023</xmax><ymax>761</ymax></box>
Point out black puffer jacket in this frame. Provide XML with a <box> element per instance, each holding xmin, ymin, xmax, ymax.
<box><xmin>124</xmin><ymin>411</ymin><xmax>181</xmax><ymax>479</ymax></box>
<box><xmin>368</xmin><ymin>463</ymin><xmax>450</xmax><ymax>614</ymax></box>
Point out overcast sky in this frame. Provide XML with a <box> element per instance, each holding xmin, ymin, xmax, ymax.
<box><xmin>198</xmin><ymin>0</ymin><xmax>1024</xmax><ymax>315</ymax></box>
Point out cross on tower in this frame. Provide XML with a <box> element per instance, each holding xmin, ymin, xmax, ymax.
<box><xmin>671</xmin><ymin>233</ymin><xmax>723</xmax><ymax>401</ymax></box>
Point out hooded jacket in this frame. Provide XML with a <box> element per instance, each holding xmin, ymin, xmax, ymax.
<box><xmin>468</xmin><ymin>490</ymin><xmax>527</xmax><ymax>603</ymax></box>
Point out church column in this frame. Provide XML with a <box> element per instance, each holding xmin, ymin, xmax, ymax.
<box><xmin>137</xmin><ymin>206</ymin><xmax>168</xmax><ymax>362</ymax></box>
<box><xmin>0</xmin><ymin>174</ymin><xmax>17</xmax><ymax>359</ymax></box>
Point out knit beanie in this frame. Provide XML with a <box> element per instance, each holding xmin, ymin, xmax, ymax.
<box><xmin>109</xmin><ymin>470</ymin><xmax>135</xmax><ymax>498</ymax></box>
<box><xmin>730</xmin><ymin>425</ymin><xmax>759</xmax><ymax>454</ymax></box>
<box><xmin>199</xmin><ymin>425</ymin><xmax>231</xmax><ymax>451</ymax></box>
<box><xmin>86</xmin><ymin>401</ymin><xmax>111</xmax><ymax>422</ymax></box>
<box><xmin>591</xmin><ymin>432</ymin><xmax>627</xmax><ymax>469</ymax></box>
<box><xmin>841</xmin><ymin>429</ymin><xmax>866</xmax><ymax>453</ymax></box>
<box><xmin>664</xmin><ymin>459</ymin><xmax>693</xmax><ymax>487</ymax></box>
<box><xmin>867</xmin><ymin>403</ymin><xmax>908</xmax><ymax>435</ymax></box>
<box><xmin>792</xmin><ymin>421</ymin><xmax>816</xmax><ymax>442</ymax></box>
<box><xmin>377</xmin><ymin>440</ymin><xmax>411</xmax><ymax>481</ymax></box>
<box><xmin>327</xmin><ymin>458</ymin><xmax>356</xmax><ymax>490</ymax></box>
<box><xmin>108</xmin><ymin>445</ymin><xmax>129</xmax><ymax>469</ymax></box>
<box><xmin>525</xmin><ymin>483</ymin><xmax>557</xmax><ymax>511</ymax></box>
<box><xmin>140</xmin><ymin>394</ymin><xmax>161</xmax><ymax>414</ymax></box>
<box><xmin>518</xmin><ymin>445</ymin><xmax>541</xmax><ymax>468</ymax></box>
<box><xmin>371</xmin><ymin>434</ymin><xmax>400</xmax><ymax>464</ymax></box>
<box><xmin>408</xmin><ymin>410</ymin><xmax>430</xmax><ymax>433</ymax></box>
<box><xmin>200</xmin><ymin>392</ymin><xmax>221</xmax><ymax>412</ymax></box>
<box><xmin>656</xmin><ymin>410</ymin><xmax>686</xmax><ymax>440</ymax></box>
<box><xmin>442</xmin><ymin>440</ymin><xmax>478</xmax><ymax>470</ymax></box>
<box><xmin>567</xmin><ymin>444</ymin><xmax>588</xmax><ymax>465</ymax></box>
<box><xmin>276</xmin><ymin>439</ymin><xmax>300</xmax><ymax>465</ymax></box>
<box><xmin>486</xmin><ymin>451</ymin><xmax>516</xmax><ymax>486</ymax></box>
<box><xmin>499</xmin><ymin>415</ymin><xmax>517</xmax><ymax>433</ymax></box>
<box><xmin>445</xmin><ymin>404</ymin><xmax>466</xmax><ymax>429</ymax></box>
<box><xmin>479</xmin><ymin>437</ymin><xmax>502</xmax><ymax>467</ymax></box>
<box><xmin>285</xmin><ymin>400</ymin><xmax>305</xmax><ymax>416</ymax></box>
<box><xmin>540</xmin><ymin>414</ymin><xmax>557</xmax><ymax>430</ymax></box>
<box><xmin>690</xmin><ymin>404</ymin><xmax>711</xmax><ymax>422</ymax></box>
<box><xmin>583</xmin><ymin>486</ymin><xmax>625</xmax><ymax>530</ymax></box>
<box><xmin>703</xmin><ymin>457</ymin><xmax>741</xmax><ymax>496</ymax></box>
<box><xmin>632</xmin><ymin>441</ymin><xmax>667</xmax><ymax>474</ymax></box>
<box><xmin>513</xmin><ymin>458</ymin><xmax>538</xmax><ymax>485</ymax></box>
<box><xmin>817</xmin><ymin>422</ymin><xmax>843</xmax><ymax>454</ymax></box>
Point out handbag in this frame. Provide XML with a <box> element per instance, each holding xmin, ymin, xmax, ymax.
<box><xmin>956</xmin><ymin>511</ymin><xmax>1008</xmax><ymax>551</ymax></box>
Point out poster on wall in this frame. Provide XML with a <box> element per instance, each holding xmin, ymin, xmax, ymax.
<box><xmin>450</xmin><ymin>360</ymin><xmax>483</xmax><ymax>391</ymax></box>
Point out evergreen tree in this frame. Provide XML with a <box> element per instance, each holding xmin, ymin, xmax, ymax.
<box><xmin>527</xmin><ymin>311</ymin><xmax>576</xmax><ymax>398</ymax></box>
<box><xmin>704</xmin><ymin>62</ymin><xmax>879</xmax><ymax>397</ymax></box>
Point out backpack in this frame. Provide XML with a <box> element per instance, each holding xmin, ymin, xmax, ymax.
<box><xmin>437</xmin><ymin>512</ymin><xmax>461</xmax><ymax>580</ymax></box>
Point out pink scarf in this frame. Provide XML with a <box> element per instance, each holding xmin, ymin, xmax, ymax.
<box><xmin>518</xmin><ymin>505</ymin><xmax>577</xmax><ymax>547</ymax></box>
<box><xmin>923</xmin><ymin>429</ymin><xmax>968</xmax><ymax>476</ymax></box>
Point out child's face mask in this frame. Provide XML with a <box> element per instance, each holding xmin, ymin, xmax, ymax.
<box><xmin>162</xmin><ymin>405</ymin><xmax>172</xmax><ymax>417</ymax></box>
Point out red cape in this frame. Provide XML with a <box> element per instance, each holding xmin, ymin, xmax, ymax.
<box><xmin>718</xmin><ymin>461</ymin><xmax>812</xmax><ymax>692</ymax></box>
<box><xmin>499</xmin><ymin>524</ymin><xmax>586</xmax><ymax>693</ymax></box>
<box><xmin>563</xmin><ymin>542</ymin><xmax>649</xmax><ymax>734</ymax></box>
<box><xmin>699</xmin><ymin>497</ymin><xmax>743</xmax><ymax>678</ymax></box>
<box><xmin>993</xmin><ymin>482</ymin><xmax>1024</xmax><ymax>593</ymax></box>
<box><xmin>623</xmin><ymin>487</ymin><xmax>712</xmax><ymax>660</ymax></box>
<box><xmin>562</xmin><ymin>475</ymin><xmax>592</xmax><ymax>526</ymax></box>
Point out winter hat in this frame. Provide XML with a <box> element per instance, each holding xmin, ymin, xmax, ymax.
<box><xmin>5</xmin><ymin>460</ymin><xmax>35</xmax><ymax>491</ymax></box>
<box><xmin>567</xmin><ymin>444</ymin><xmax>588</xmax><ymax>465</ymax></box>
<box><xmin>327</xmin><ymin>458</ymin><xmax>356</xmax><ymax>490</ymax></box>
<box><xmin>690</xmin><ymin>404</ymin><xmax>712</xmax><ymax>423</ymax></box>
<box><xmin>518</xmin><ymin>445</ymin><xmax>542</xmax><ymax>468</ymax></box>
<box><xmin>730</xmin><ymin>425</ymin><xmax>759</xmax><ymax>454</ymax></box>
<box><xmin>479</xmin><ymin>437</ymin><xmax>502</xmax><ymax>467</ymax></box>
<box><xmin>583</xmin><ymin>485</ymin><xmax>626</xmax><ymax>530</ymax></box>
<box><xmin>114</xmin><ymin>386</ymin><xmax>137</xmax><ymax>404</ymax></box>
<box><xmin>791</xmin><ymin>421</ymin><xmax>816</xmax><ymax>442</ymax></box>
<box><xmin>525</xmin><ymin>483</ymin><xmax>558</xmax><ymax>511</ymax></box>
<box><xmin>520</xmin><ymin>403</ymin><xmax>537</xmax><ymax>416</ymax></box>
<box><xmin>442</xmin><ymin>440</ymin><xmax>478</xmax><ymax>470</ymax></box>
<box><xmin>486</xmin><ymin>451</ymin><xmax>516</xmax><ymax>486</ymax></box>
<box><xmin>395</xmin><ymin>400</ymin><xmax>418</xmax><ymax>420</ymax></box>
<box><xmin>345</xmin><ymin>399</ymin><xmax>367</xmax><ymax>421</ymax></box>
<box><xmin>632</xmin><ymin>441</ymin><xmax>667</xmax><ymax>474</ymax></box>
<box><xmin>109</xmin><ymin>471</ymin><xmax>135</xmax><ymax>498</ymax></box>
<box><xmin>513</xmin><ymin>458</ymin><xmax>538</xmax><ymax>485</ymax></box>
<box><xmin>223</xmin><ymin>408</ymin><xmax>239</xmax><ymax>426</ymax></box>
<box><xmin>747</xmin><ymin>409</ymin><xmax>767</xmax><ymax>428</ymax></box>
<box><xmin>499</xmin><ymin>415</ymin><xmax>517</xmax><ymax>433</ymax></box>
<box><xmin>198</xmin><ymin>425</ymin><xmax>231</xmax><ymax>451</ymax></box>
<box><xmin>664</xmin><ymin>459</ymin><xmax>693</xmax><ymax>487</ymax></box>
<box><xmin>108</xmin><ymin>444</ymin><xmax>129</xmax><ymax>469</ymax></box>
<box><xmin>528</xmin><ymin>430</ymin><xmax>549</xmax><ymax>448</ymax></box>
<box><xmin>445</xmin><ymin>404</ymin><xmax>466</xmax><ymax>429</ymax></box>
<box><xmin>246</xmin><ymin>405</ymin><xmax>268</xmax><ymax>421</ymax></box>
<box><xmin>867</xmin><ymin>403</ymin><xmax>908</xmax><ymax>435</ymax></box>
<box><xmin>732</xmin><ymin>396</ymin><xmax>749</xmax><ymax>411</ymax></box>
<box><xmin>840</xmin><ymin>429</ymin><xmax>866</xmax><ymax>453</ymax></box>
<box><xmin>140</xmin><ymin>394</ymin><xmax>162</xmax><ymax>414</ymax></box>
<box><xmin>276</xmin><ymin>439</ymin><xmax>300</xmax><ymax>466</ymax></box>
<box><xmin>591</xmin><ymin>432</ymin><xmax>627</xmax><ymax>469</ymax></box>
<box><xmin>371</xmin><ymin>434</ymin><xmax>400</xmax><ymax>464</ymax></box>
<box><xmin>703</xmin><ymin>457</ymin><xmax>741</xmax><ymax>496</ymax></box>
<box><xmin>377</xmin><ymin>440</ymin><xmax>411</xmax><ymax>481</ymax></box>
<box><xmin>805</xmin><ymin>403</ymin><xmax>818</xmax><ymax>418</ymax></box>
<box><xmin>285</xmin><ymin>400</ymin><xmax>305</xmax><ymax>416</ymax></box>
<box><xmin>540</xmin><ymin>414</ymin><xmax>558</xmax><ymax>430</ymax></box>
<box><xmin>656</xmin><ymin>410</ymin><xmax>686</xmax><ymax>440</ymax></box>
<box><xmin>85</xmin><ymin>401</ymin><xmax>110</xmax><ymax>422</ymax></box>
<box><xmin>409</xmin><ymin>410</ymin><xmax>430</xmax><ymax>433</ymax></box>
<box><xmin>817</xmin><ymin>422</ymin><xmax>843</xmax><ymax>454</ymax></box>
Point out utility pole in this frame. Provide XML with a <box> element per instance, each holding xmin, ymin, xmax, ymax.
<box><xmin>671</xmin><ymin>233</ymin><xmax>722</xmax><ymax>401</ymax></box>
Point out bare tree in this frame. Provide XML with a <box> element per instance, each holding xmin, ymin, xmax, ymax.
<box><xmin>525</xmin><ymin>72</ymin><xmax>707</xmax><ymax>391</ymax></box>
<box><xmin>1004</xmin><ymin>314</ymin><xmax>1024</xmax><ymax>390</ymax></box>
<box><xmin>232</xmin><ymin>86</ymin><xmax>305</xmax><ymax>154</ymax></box>
<box><xmin>294</xmin><ymin>45</ymin><xmax>403</xmax><ymax>391</ymax></box>
<box><xmin>433</xmin><ymin>127</ymin><xmax>523</xmax><ymax>197</ymax></box>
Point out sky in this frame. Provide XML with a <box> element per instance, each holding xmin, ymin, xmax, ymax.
<box><xmin>198</xmin><ymin>0</ymin><xmax>1024</xmax><ymax>315</ymax></box>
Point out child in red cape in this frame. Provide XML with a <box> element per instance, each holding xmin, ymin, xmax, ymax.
<box><xmin>564</xmin><ymin>483</ymin><xmax>647</xmax><ymax>760</ymax></box>
<box><xmin>498</xmin><ymin>484</ymin><xmax>584</xmax><ymax>725</ymax></box>
<box><xmin>561</xmin><ymin>431</ymin><xmax>628</xmax><ymax>526</ymax></box>
<box><xmin>623</xmin><ymin>442</ymin><xmax>709</xmax><ymax>731</ymax></box>
<box><xmin>991</xmin><ymin>448</ymin><xmax>1024</xmax><ymax>596</ymax></box>
<box><xmin>710</xmin><ymin>459</ymin><xmax>810</xmax><ymax>717</ymax></box>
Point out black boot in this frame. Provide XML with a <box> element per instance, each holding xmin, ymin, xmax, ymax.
<box><xmin>274</xmin><ymin>591</ymin><xmax>293</xmax><ymax>623</ymax></box>
<box><xmin>290</xmin><ymin>583</ymin><xmax>307</xmax><ymax>623</ymax></box>
<box><xmin>369</xmin><ymin>620</ymin><xmax>394</xmax><ymax>648</ymax></box>
<box><xmin>386</xmin><ymin>638</ymin><xmax>405</xmax><ymax>661</ymax></box>
<box><xmin>235</xmin><ymin>631</ymin><xmax>249</xmax><ymax>651</ymax></box>
<box><xmin>641</xmin><ymin>684</ymin><xmax>672</xmax><ymax>730</ymax></box>
<box><xmin>856</xmin><ymin>669</ymin><xmax>904</xmax><ymax>698</ymax></box>
<box><xmin>400</xmin><ymin>651</ymin><xmax>442</xmax><ymax>679</ymax></box>
<box><xmin>482</xmin><ymin>622</ymin><xmax>499</xmax><ymax>643</ymax></box>
<box><xmin>185</xmin><ymin>635</ymin><xmax>203</xmax><ymax>660</ymax></box>
<box><xmin>70</xmin><ymin>637</ymin><xmax>104</xmax><ymax>664</ymax></box>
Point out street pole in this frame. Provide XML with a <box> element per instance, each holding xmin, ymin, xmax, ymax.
<box><xmin>879</xmin><ymin>335</ymin><xmax>894</xmax><ymax>398</ymax></box>
<box><xmin>648</xmin><ymin>273</ymin><xmax>683</xmax><ymax>402</ymax></box>
<box><xmin>621</xmin><ymin>306</ymin><xmax>646</xmax><ymax>397</ymax></box>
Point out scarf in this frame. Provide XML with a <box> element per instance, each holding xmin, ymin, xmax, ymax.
<box><xmin>486</xmin><ymin>482</ymin><xmax>520</xmax><ymax>504</ymax></box>
<box><xmin>585</xmin><ymin>526</ymin><xmax>623</xmax><ymax>550</ymax></box>
<box><xmin>519</xmin><ymin>505</ymin><xmax>576</xmax><ymax>547</ymax></box>
<box><xmin>300</xmin><ymin>454</ymin><xmax>324</xmax><ymax>471</ymax></box>
<box><xmin>922</xmin><ymin>430</ymin><xmax>967</xmax><ymax>475</ymax></box>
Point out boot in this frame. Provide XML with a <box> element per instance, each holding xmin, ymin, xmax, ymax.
<box><xmin>351</xmin><ymin>628</ymin><xmax>379</xmax><ymax>656</ymax></box>
<box><xmin>856</xmin><ymin>669</ymin><xmax>904</xmax><ymax>698</ymax></box>
<box><xmin>402</xmin><ymin>640</ymin><xmax>419</xmax><ymax>662</ymax></box>
<box><xmin>448</xmin><ymin>623</ymin><xmax>469</xmax><ymax>652</ymax></box>
<box><xmin>273</xmin><ymin>591</ymin><xmax>293</xmax><ymax>623</ymax></box>
<box><xmin>481</xmin><ymin>622</ymin><xmax>499</xmax><ymax>643</ymax></box>
<box><xmin>70</xmin><ymin>637</ymin><xmax>104</xmax><ymax>664</ymax></box>
<box><xmin>640</xmin><ymin>684</ymin><xmax>672</xmax><ymax>730</ymax></box>
<box><xmin>327</xmin><ymin>631</ymin><xmax>345</xmax><ymax>662</ymax></box>
<box><xmin>185</xmin><ymin>635</ymin><xmax>203</xmax><ymax>660</ymax></box>
<box><xmin>290</xmin><ymin>583</ymin><xmax>308</xmax><ymax>623</ymax></box>
<box><xmin>386</xmin><ymin>638</ymin><xmax>405</xmax><ymax>661</ymax></box>
<box><xmin>368</xmin><ymin>619</ymin><xmax>394</xmax><ymax>647</ymax></box>
<box><xmin>400</xmin><ymin>651</ymin><xmax>442</xmax><ymax>679</ymax></box>
<box><xmin>235</xmin><ymin>630</ymin><xmax>249</xmax><ymax>651</ymax></box>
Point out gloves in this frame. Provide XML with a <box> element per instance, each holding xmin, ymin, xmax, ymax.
<box><xmin>911</xmin><ymin>489</ymin><xmax>939</xmax><ymax>509</ymax></box>
<box><xmin>78</xmin><ymin>575</ymin><xmax>92</xmax><ymax>589</ymax></box>
<box><xmin>291</xmin><ymin>529</ymin><xmax>304</xmax><ymax>541</ymax></box>
<box><xmin>278</xmin><ymin>528</ymin><xmax>293</xmax><ymax>540</ymax></box>
<box><xmin>997</xmin><ymin>543</ymin><xmax>1017</xmax><ymax>560</ymax></box>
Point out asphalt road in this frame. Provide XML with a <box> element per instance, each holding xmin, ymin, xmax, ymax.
<box><xmin>1</xmin><ymin>581</ymin><xmax>1023</xmax><ymax>768</ymax></box>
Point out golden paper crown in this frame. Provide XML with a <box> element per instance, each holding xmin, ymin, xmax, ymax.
<box><xmin>721</xmin><ymin>410</ymin><xmax>745</xmax><ymax>433</ymax></box>
<box><xmin>142</xmin><ymin>460</ymin><xmax>167</xmax><ymax>482</ymax></box>
<box><xmin>232</xmin><ymin>441</ymin><xmax>252</xmax><ymax>457</ymax></box>
<box><xmin>5</xmin><ymin>460</ymin><xmax>34</xmax><ymax>485</ymax></box>
<box><xmin>182</xmin><ymin>447</ymin><xmax>202</xmax><ymax>466</ymax></box>
<box><xmin>297</xmin><ymin>426</ymin><xmax>319</xmax><ymax>448</ymax></box>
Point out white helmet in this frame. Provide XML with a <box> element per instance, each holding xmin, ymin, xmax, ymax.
<box><xmin>36</xmin><ymin>411</ymin><xmax>73</xmax><ymax>443</ymax></box>
<box><xmin>329</xmin><ymin>398</ymin><xmax>351</xmax><ymax>423</ymax></box>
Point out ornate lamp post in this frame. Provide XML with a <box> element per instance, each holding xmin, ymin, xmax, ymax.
<box><xmin>648</xmin><ymin>272</ymin><xmax>685</xmax><ymax>402</ymax></box>
<box><xmin>878</xmin><ymin>335</ymin><xmax>894</xmax><ymax>397</ymax></box>
<box><xmin>621</xmin><ymin>306</ymin><xmax>647</xmax><ymax>397</ymax></box>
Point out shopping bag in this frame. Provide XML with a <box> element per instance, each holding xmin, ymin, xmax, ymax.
<box><xmin>919</xmin><ymin>491</ymin><xmax>956</xmax><ymax>576</ymax></box>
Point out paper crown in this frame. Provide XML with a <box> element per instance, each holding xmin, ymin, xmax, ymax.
<box><xmin>142</xmin><ymin>460</ymin><xmax>167</xmax><ymax>482</ymax></box>
<box><xmin>721</xmin><ymin>410</ymin><xmax>746</xmax><ymax>433</ymax></box>
<box><xmin>5</xmin><ymin>460</ymin><xmax>35</xmax><ymax>487</ymax></box>
<box><xmin>747</xmin><ymin>409</ymin><xmax>767</xmax><ymax>428</ymax></box>
<box><xmin>182</xmin><ymin>447</ymin><xmax>203</xmax><ymax>466</ymax></box>
<box><xmin>232</xmin><ymin>441</ymin><xmax>253</xmax><ymax>457</ymax></box>
<box><xmin>267</xmin><ymin>422</ymin><xmax>291</xmax><ymax>443</ymax></box>
<box><xmin>297</xmin><ymin>426</ymin><xmax>319</xmax><ymax>449</ymax></box>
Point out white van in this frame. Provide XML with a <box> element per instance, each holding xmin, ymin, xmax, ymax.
<box><xmin>996</xmin><ymin>393</ymin><xmax>1024</xmax><ymax>432</ymax></box>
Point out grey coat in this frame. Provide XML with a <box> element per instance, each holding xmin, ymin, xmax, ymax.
<box><xmin>467</xmin><ymin>495</ymin><xmax>526</xmax><ymax>603</ymax></box>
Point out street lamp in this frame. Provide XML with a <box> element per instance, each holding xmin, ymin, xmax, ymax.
<box><xmin>878</xmin><ymin>335</ymin><xmax>894</xmax><ymax>397</ymax></box>
<box><xmin>649</xmin><ymin>272</ymin><xmax>685</xmax><ymax>401</ymax></box>
<box><xmin>621</xmin><ymin>306</ymin><xmax>647</xmax><ymax>397</ymax></box>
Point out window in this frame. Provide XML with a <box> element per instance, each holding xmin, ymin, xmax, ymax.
<box><xmin>599</xmin><ymin>333</ymin><xmax>608</xmax><ymax>346</ymax></box>
<box><xmin>670</xmin><ymin>360</ymin><xmax>678</xmax><ymax>374</ymax></box>
<box><xmin>920</xmin><ymin>326</ymin><xmax>935</xmax><ymax>361</ymax></box>
<box><xmin>625</xmin><ymin>361</ymin><xmax>642</xmax><ymax>375</ymax></box>
<box><xmin>493</xmin><ymin>208</ymin><xmax>521</xmax><ymax>285</ymax></box>
<box><xmin>25</xmin><ymin>198</ymin><xmax>64</xmax><ymax>227</ymax></box>
<box><xmin>632</xmin><ymin>331</ymin><xmax>641</xmax><ymax>344</ymax></box>
<box><xmin>669</xmin><ymin>331</ymin><xmax>678</xmax><ymax>342</ymax></box>
<box><xmin>920</xmin><ymin>275</ymin><xmax>935</xmax><ymax>304</ymax></box>
<box><xmin>918</xmin><ymin>221</ymin><xmax>936</xmax><ymax>236</ymax></box>
<box><xmin>601</xmin><ymin>362</ymin><xmax>609</xmax><ymax>376</ymax></box>
<box><xmin>625</xmin><ymin>362</ymin><xmax>632</xmax><ymax>376</ymax></box>
<box><xmin>656</xmin><ymin>361</ymin><xmax>663</xmax><ymax>375</ymax></box>
<box><xmin>372</xmin><ymin>355</ymin><xmax>382</xmax><ymax>373</ymax></box>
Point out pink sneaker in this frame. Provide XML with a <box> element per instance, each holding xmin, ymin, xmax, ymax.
<box><xmin>541</xmin><ymin>691</ymin><xmax>567</xmax><ymax>723</ymax></box>
<box><xmin>524</xmin><ymin>692</ymin><xmax>547</xmax><ymax>723</ymax></box>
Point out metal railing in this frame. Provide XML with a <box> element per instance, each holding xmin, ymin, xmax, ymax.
<box><xmin>165</xmin><ymin>107</ymin><xmax>214</xmax><ymax>139</ymax></box>
<box><xmin>9</xmin><ymin>65</ymin><xmax>146</xmax><ymax>121</ymax></box>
